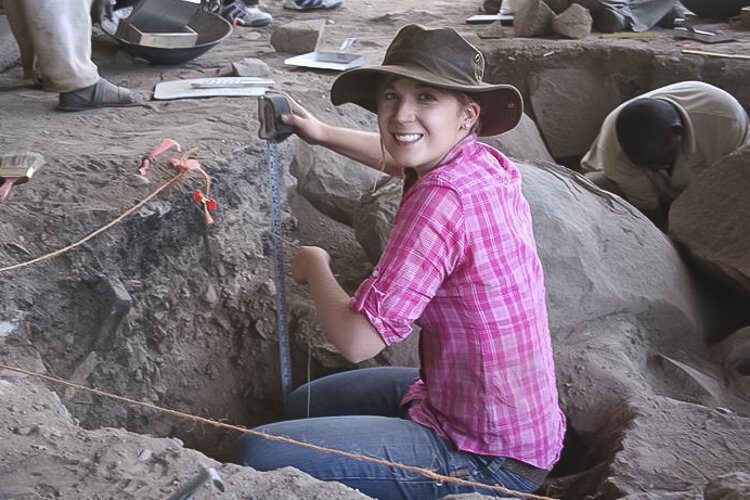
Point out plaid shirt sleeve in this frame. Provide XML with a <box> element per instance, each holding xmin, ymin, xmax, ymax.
<box><xmin>352</xmin><ymin>182</ymin><xmax>464</xmax><ymax>345</ymax></box>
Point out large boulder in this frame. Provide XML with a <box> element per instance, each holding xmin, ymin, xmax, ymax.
<box><xmin>528</xmin><ymin>68</ymin><xmax>621</xmax><ymax>158</ymax></box>
<box><xmin>348</xmin><ymin>160</ymin><xmax>750</xmax><ymax>496</ymax></box>
<box><xmin>669</xmin><ymin>147</ymin><xmax>750</xmax><ymax>298</ymax></box>
<box><xmin>481</xmin><ymin>113</ymin><xmax>555</xmax><ymax>164</ymax></box>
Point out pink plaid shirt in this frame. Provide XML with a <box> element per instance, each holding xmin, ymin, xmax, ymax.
<box><xmin>352</xmin><ymin>136</ymin><xmax>565</xmax><ymax>469</ymax></box>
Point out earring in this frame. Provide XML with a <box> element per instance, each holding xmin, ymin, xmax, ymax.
<box><xmin>463</xmin><ymin>121</ymin><xmax>471</xmax><ymax>129</ymax></box>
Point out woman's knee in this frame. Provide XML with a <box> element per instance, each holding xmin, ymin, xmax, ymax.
<box><xmin>236</xmin><ymin>432</ymin><xmax>289</xmax><ymax>470</ymax></box>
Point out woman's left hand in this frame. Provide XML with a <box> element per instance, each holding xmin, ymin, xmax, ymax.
<box><xmin>291</xmin><ymin>246</ymin><xmax>331</xmax><ymax>284</ymax></box>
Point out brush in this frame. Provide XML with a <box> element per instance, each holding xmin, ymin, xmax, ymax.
<box><xmin>0</xmin><ymin>151</ymin><xmax>45</xmax><ymax>201</ymax></box>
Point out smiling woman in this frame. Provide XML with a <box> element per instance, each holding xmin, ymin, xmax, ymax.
<box><xmin>374</xmin><ymin>78</ymin><xmax>479</xmax><ymax>174</ymax></box>
<box><xmin>235</xmin><ymin>24</ymin><xmax>566</xmax><ymax>499</ymax></box>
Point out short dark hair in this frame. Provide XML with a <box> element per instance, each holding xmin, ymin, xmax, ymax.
<box><xmin>615</xmin><ymin>98</ymin><xmax>683</xmax><ymax>166</ymax></box>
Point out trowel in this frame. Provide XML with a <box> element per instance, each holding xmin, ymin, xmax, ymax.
<box><xmin>672</xmin><ymin>18</ymin><xmax>736</xmax><ymax>44</ymax></box>
<box><xmin>284</xmin><ymin>38</ymin><xmax>365</xmax><ymax>71</ymax></box>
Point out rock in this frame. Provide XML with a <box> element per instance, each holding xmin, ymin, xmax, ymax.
<box><xmin>552</xmin><ymin>4</ymin><xmax>593</xmax><ymax>39</ymax></box>
<box><xmin>669</xmin><ymin>147</ymin><xmax>750</xmax><ymax>298</ymax></box>
<box><xmin>353</xmin><ymin>177</ymin><xmax>401</xmax><ymax>264</ymax></box>
<box><xmin>529</xmin><ymin>68</ymin><xmax>621</xmax><ymax>158</ymax></box>
<box><xmin>290</xmin><ymin>138</ymin><xmax>386</xmax><ymax>227</ymax></box>
<box><xmin>63</xmin><ymin>351</ymin><xmax>101</xmax><ymax>401</ymax></box>
<box><xmin>709</xmin><ymin>326</ymin><xmax>750</xmax><ymax>401</ymax></box>
<box><xmin>0</xmin><ymin>376</ymin><xmax>369</xmax><ymax>499</ymax></box>
<box><xmin>481</xmin><ymin>0</ymin><xmax>503</xmax><ymax>14</ymax></box>
<box><xmin>481</xmin><ymin>113</ymin><xmax>555</xmax><ymax>164</ymax></box>
<box><xmin>270</xmin><ymin>20</ymin><xmax>325</xmax><ymax>54</ymax></box>
<box><xmin>601</xmin><ymin>396</ymin><xmax>750</xmax><ymax>497</ymax></box>
<box><xmin>512</xmin><ymin>0</ymin><xmax>555</xmax><ymax>37</ymax></box>
<box><xmin>93</xmin><ymin>277</ymin><xmax>132</xmax><ymax>349</ymax></box>
<box><xmin>231</xmin><ymin>57</ymin><xmax>272</xmax><ymax>77</ymax></box>
<box><xmin>704</xmin><ymin>472</ymin><xmax>750</xmax><ymax>500</ymax></box>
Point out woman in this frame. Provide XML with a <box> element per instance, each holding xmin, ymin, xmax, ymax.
<box><xmin>238</xmin><ymin>24</ymin><xmax>565</xmax><ymax>499</ymax></box>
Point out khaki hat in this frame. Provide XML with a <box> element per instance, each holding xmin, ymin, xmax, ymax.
<box><xmin>330</xmin><ymin>24</ymin><xmax>523</xmax><ymax>137</ymax></box>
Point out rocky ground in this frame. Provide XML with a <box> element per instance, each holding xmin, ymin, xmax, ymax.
<box><xmin>2</xmin><ymin>1</ymin><xmax>750</xmax><ymax>499</ymax></box>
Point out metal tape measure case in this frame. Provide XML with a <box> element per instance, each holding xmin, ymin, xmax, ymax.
<box><xmin>258</xmin><ymin>94</ymin><xmax>294</xmax><ymax>142</ymax></box>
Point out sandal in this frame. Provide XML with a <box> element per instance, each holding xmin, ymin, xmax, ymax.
<box><xmin>57</xmin><ymin>79</ymin><xmax>137</xmax><ymax>111</ymax></box>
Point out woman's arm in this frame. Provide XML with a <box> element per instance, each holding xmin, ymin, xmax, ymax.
<box><xmin>292</xmin><ymin>246</ymin><xmax>386</xmax><ymax>363</ymax></box>
<box><xmin>281</xmin><ymin>96</ymin><xmax>402</xmax><ymax>177</ymax></box>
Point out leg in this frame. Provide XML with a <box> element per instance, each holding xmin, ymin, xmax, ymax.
<box><xmin>626</xmin><ymin>0</ymin><xmax>684</xmax><ymax>31</ymax></box>
<box><xmin>21</xmin><ymin>0</ymin><xmax>99</xmax><ymax>92</ymax></box>
<box><xmin>18</xmin><ymin>0</ymin><xmax>134</xmax><ymax>109</ymax></box>
<box><xmin>237</xmin><ymin>415</ymin><xmax>539</xmax><ymax>499</ymax></box>
<box><xmin>284</xmin><ymin>366</ymin><xmax>419</xmax><ymax>419</ymax></box>
<box><xmin>3</xmin><ymin>0</ymin><xmax>36</xmax><ymax>80</ymax></box>
<box><xmin>594</xmin><ymin>0</ymin><xmax>682</xmax><ymax>32</ymax></box>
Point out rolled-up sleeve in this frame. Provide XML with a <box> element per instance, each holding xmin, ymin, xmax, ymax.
<box><xmin>351</xmin><ymin>183</ymin><xmax>464</xmax><ymax>345</ymax></box>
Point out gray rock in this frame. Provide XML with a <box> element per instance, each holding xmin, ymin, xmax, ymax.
<box><xmin>552</xmin><ymin>3</ymin><xmax>593</xmax><ymax>39</ymax></box>
<box><xmin>669</xmin><ymin>147</ymin><xmax>750</xmax><ymax>297</ymax></box>
<box><xmin>600</xmin><ymin>396</ymin><xmax>750</xmax><ymax>497</ymax></box>
<box><xmin>709</xmin><ymin>326</ymin><xmax>750</xmax><ymax>402</ymax></box>
<box><xmin>513</xmin><ymin>0</ymin><xmax>555</xmax><ymax>37</ymax></box>
<box><xmin>529</xmin><ymin>68</ymin><xmax>621</xmax><ymax>158</ymax></box>
<box><xmin>704</xmin><ymin>472</ymin><xmax>750</xmax><ymax>500</ymax></box>
<box><xmin>232</xmin><ymin>57</ymin><xmax>272</xmax><ymax>77</ymax></box>
<box><xmin>0</xmin><ymin>376</ymin><xmax>370</xmax><ymax>499</ymax></box>
<box><xmin>481</xmin><ymin>112</ymin><xmax>555</xmax><ymax>164</ymax></box>
<box><xmin>353</xmin><ymin>177</ymin><xmax>401</xmax><ymax>264</ymax></box>
<box><xmin>291</xmin><ymin>140</ymin><xmax>386</xmax><ymax>226</ymax></box>
<box><xmin>270</xmin><ymin>20</ymin><xmax>326</xmax><ymax>55</ymax></box>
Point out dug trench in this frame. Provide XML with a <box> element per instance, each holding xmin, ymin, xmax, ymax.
<box><xmin>2</xmin><ymin>8</ymin><xmax>750</xmax><ymax>498</ymax></box>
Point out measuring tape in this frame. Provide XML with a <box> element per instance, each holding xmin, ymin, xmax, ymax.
<box><xmin>265</xmin><ymin>140</ymin><xmax>292</xmax><ymax>402</ymax></box>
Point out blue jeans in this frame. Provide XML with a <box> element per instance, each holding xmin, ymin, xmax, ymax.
<box><xmin>236</xmin><ymin>367</ymin><xmax>539</xmax><ymax>499</ymax></box>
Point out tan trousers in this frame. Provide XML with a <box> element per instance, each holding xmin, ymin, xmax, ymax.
<box><xmin>3</xmin><ymin>0</ymin><xmax>99</xmax><ymax>92</ymax></box>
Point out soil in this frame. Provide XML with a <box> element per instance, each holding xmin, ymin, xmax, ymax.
<box><xmin>2</xmin><ymin>1</ymin><xmax>750</xmax><ymax>499</ymax></box>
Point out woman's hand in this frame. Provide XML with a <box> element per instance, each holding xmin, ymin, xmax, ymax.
<box><xmin>291</xmin><ymin>246</ymin><xmax>331</xmax><ymax>284</ymax></box>
<box><xmin>280</xmin><ymin>95</ymin><xmax>329</xmax><ymax>146</ymax></box>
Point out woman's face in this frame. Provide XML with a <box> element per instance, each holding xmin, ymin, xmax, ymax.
<box><xmin>376</xmin><ymin>77</ymin><xmax>478</xmax><ymax>174</ymax></box>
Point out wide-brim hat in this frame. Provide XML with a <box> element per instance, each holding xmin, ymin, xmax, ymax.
<box><xmin>330</xmin><ymin>24</ymin><xmax>523</xmax><ymax>137</ymax></box>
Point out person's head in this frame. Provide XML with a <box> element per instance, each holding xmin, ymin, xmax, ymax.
<box><xmin>615</xmin><ymin>98</ymin><xmax>684</xmax><ymax>171</ymax></box>
<box><xmin>330</xmin><ymin>24</ymin><xmax>523</xmax><ymax>172</ymax></box>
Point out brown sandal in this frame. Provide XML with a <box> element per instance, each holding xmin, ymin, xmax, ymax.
<box><xmin>57</xmin><ymin>79</ymin><xmax>137</xmax><ymax>111</ymax></box>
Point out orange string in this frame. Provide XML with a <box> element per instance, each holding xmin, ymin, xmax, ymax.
<box><xmin>0</xmin><ymin>363</ymin><xmax>556</xmax><ymax>500</ymax></box>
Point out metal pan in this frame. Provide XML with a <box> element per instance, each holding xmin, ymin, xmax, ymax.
<box><xmin>102</xmin><ymin>6</ymin><xmax>232</xmax><ymax>65</ymax></box>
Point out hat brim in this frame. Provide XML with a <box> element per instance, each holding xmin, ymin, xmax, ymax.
<box><xmin>330</xmin><ymin>65</ymin><xmax>523</xmax><ymax>137</ymax></box>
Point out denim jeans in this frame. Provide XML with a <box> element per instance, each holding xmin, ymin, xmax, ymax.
<box><xmin>236</xmin><ymin>367</ymin><xmax>539</xmax><ymax>499</ymax></box>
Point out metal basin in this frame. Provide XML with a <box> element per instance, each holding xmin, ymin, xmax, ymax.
<box><xmin>102</xmin><ymin>7</ymin><xmax>232</xmax><ymax>65</ymax></box>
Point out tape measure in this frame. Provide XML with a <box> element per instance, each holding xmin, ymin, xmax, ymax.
<box><xmin>265</xmin><ymin>140</ymin><xmax>292</xmax><ymax>402</ymax></box>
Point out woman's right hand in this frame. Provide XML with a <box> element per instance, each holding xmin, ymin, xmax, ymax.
<box><xmin>280</xmin><ymin>95</ymin><xmax>329</xmax><ymax>146</ymax></box>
